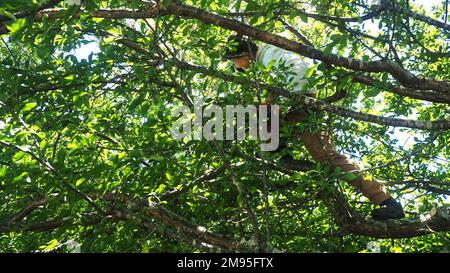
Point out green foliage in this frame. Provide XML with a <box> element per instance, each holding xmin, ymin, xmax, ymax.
<box><xmin>0</xmin><ymin>0</ymin><xmax>449</xmax><ymax>253</ymax></box>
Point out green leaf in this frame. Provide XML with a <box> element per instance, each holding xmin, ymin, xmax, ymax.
<box><xmin>234</xmin><ymin>0</ymin><xmax>242</xmax><ymax>13</ymax></box>
<box><xmin>12</xmin><ymin>172</ymin><xmax>28</xmax><ymax>183</ymax></box>
<box><xmin>0</xmin><ymin>9</ymin><xmax>16</xmax><ymax>20</ymax></box>
<box><xmin>300</xmin><ymin>13</ymin><xmax>308</xmax><ymax>23</ymax></box>
<box><xmin>13</xmin><ymin>151</ymin><xmax>26</xmax><ymax>163</ymax></box>
<box><xmin>129</xmin><ymin>97</ymin><xmax>143</xmax><ymax>111</ymax></box>
<box><xmin>334</xmin><ymin>167</ymin><xmax>343</xmax><ymax>176</ymax></box>
<box><xmin>236</xmin><ymin>195</ymin><xmax>244</xmax><ymax>208</ymax></box>
<box><xmin>75</xmin><ymin>178</ymin><xmax>85</xmax><ymax>186</ymax></box>
<box><xmin>40</xmin><ymin>239</ymin><xmax>60</xmax><ymax>251</ymax></box>
<box><xmin>64</xmin><ymin>75</ymin><xmax>75</xmax><ymax>81</ymax></box>
<box><xmin>148</xmin><ymin>155</ymin><xmax>165</xmax><ymax>161</ymax></box>
<box><xmin>330</xmin><ymin>34</ymin><xmax>344</xmax><ymax>43</ymax></box>
<box><xmin>56</xmin><ymin>149</ymin><xmax>67</xmax><ymax>164</ymax></box>
<box><xmin>0</xmin><ymin>166</ymin><xmax>7</xmax><ymax>178</ymax></box>
<box><xmin>5</xmin><ymin>18</ymin><xmax>26</xmax><ymax>33</ymax></box>
<box><xmin>162</xmin><ymin>0</ymin><xmax>170</xmax><ymax>8</ymax></box>
<box><xmin>343</xmin><ymin>172</ymin><xmax>358</xmax><ymax>181</ymax></box>
<box><xmin>304</xmin><ymin>66</ymin><xmax>315</xmax><ymax>78</ymax></box>
<box><xmin>22</xmin><ymin>102</ymin><xmax>37</xmax><ymax>112</ymax></box>
<box><xmin>366</xmin><ymin>88</ymin><xmax>381</xmax><ymax>98</ymax></box>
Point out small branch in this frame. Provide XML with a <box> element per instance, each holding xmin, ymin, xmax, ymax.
<box><xmin>0</xmin><ymin>214</ymin><xmax>105</xmax><ymax>234</ymax></box>
<box><xmin>8</xmin><ymin>197</ymin><xmax>53</xmax><ymax>224</ymax></box>
<box><xmin>0</xmin><ymin>140</ymin><xmax>105</xmax><ymax>215</ymax></box>
<box><xmin>95</xmin><ymin>132</ymin><xmax>119</xmax><ymax>145</ymax></box>
<box><xmin>232</xmin><ymin>148</ymin><xmax>313</xmax><ymax>174</ymax></box>
<box><xmin>391</xmin><ymin>4</ymin><xmax>450</xmax><ymax>32</ymax></box>
<box><xmin>50</xmin><ymin>132</ymin><xmax>61</xmax><ymax>163</ymax></box>
<box><xmin>109</xmin><ymin>207</ymin><xmax>229</xmax><ymax>252</ymax></box>
<box><xmin>159</xmin><ymin>166</ymin><xmax>226</xmax><ymax>200</ymax></box>
<box><xmin>0</xmin><ymin>140</ymin><xmax>54</xmax><ymax>171</ymax></box>
<box><xmin>385</xmin><ymin>180</ymin><xmax>450</xmax><ymax>195</ymax></box>
<box><xmin>210</xmin><ymin>141</ymin><xmax>263</xmax><ymax>252</ymax></box>
<box><xmin>0</xmin><ymin>0</ymin><xmax>63</xmax><ymax>23</ymax></box>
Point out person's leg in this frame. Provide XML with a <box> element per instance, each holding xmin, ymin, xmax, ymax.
<box><xmin>273</xmin><ymin>110</ymin><xmax>309</xmax><ymax>160</ymax></box>
<box><xmin>274</xmin><ymin>106</ymin><xmax>404</xmax><ymax>219</ymax></box>
<box><xmin>300</xmin><ymin>129</ymin><xmax>405</xmax><ymax>219</ymax></box>
<box><xmin>300</xmin><ymin>129</ymin><xmax>391</xmax><ymax>205</ymax></box>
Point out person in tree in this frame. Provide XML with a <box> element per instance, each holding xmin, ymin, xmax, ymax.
<box><xmin>222</xmin><ymin>35</ymin><xmax>405</xmax><ymax>220</ymax></box>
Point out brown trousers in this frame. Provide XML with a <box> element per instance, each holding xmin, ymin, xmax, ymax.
<box><xmin>282</xmin><ymin>109</ymin><xmax>391</xmax><ymax>205</ymax></box>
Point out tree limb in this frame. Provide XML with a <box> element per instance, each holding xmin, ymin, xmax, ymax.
<box><xmin>327</xmin><ymin>191</ymin><xmax>450</xmax><ymax>238</ymax></box>
<box><xmin>3</xmin><ymin>2</ymin><xmax>450</xmax><ymax>94</ymax></box>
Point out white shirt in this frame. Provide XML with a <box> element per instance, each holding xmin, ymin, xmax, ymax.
<box><xmin>255</xmin><ymin>43</ymin><xmax>316</xmax><ymax>95</ymax></box>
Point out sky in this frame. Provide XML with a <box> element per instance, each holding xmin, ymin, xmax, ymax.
<box><xmin>364</xmin><ymin>0</ymin><xmax>445</xmax><ymax>34</ymax></box>
<box><xmin>417</xmin><ymin>0</ymin><xmax>445</xmax><ymax>11</ymax></box>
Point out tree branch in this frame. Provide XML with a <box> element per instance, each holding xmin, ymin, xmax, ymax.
<box><xmin>163</xmin><ymin>1</ymin><xmax>450</xmax><ymax>94</ymax></box>
<box><xmin>8</xmin><ymin>197</ymin><xmax>53</xmax><ymax>224</ymax></box>
<box><xmin>3</xmin><ymin>2</ymin><xmax>450</xmax><ymax>94</ymax></box>
<box><xmin>104</xmin><ymin>192</ymin><xmax>253</xmax><ymax>252</ymax></box>
<box><xmin>327</xmin><ymin>191</ymin><xmax>450</xmax><ymax>238</ymax></box>
<box><xmin>159</xmin><ymin>166</ymin><xmax>226</xmax><ymax>200</ymax></box>
<box><xmin>98</xmin><ymin>31</ymin><xmax>449</xmax><ymax>130</ymax></box>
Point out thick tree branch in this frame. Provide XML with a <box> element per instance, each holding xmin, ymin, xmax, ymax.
<box><xmin>104</xmin><ymin>192</ymin><xmax>253</xmax><ymax>252</ymax></box>
<box><xmin>163</xmin><ymin>1</ymin><xmax>450</xmax><ymax>94</ymax></box>
<box><xmin>2</xmin><ymin>2</ymin><xmax>450</xmax><ymax>94</ymax></box>
<box><xmin>109</xmin><ymin>207</ymin><xmax>232</xmax><ymax>252</ymax></box>
<box><xmin>390</xmin><ymin>4</ymin><xmax>450</xmax><ymax>32</ymax></box>
<box><xmin>100</xmin><ymin>32</ymin><xmax>450</xmax><ymax>129</ymax></box>
<box><xmin>352</xmin><ymin>74</ymin><xmax>450</xmax><ymax>104</ymax></box>
<box><xmin>165</xmin><ymin>60</ymin><xmax>450</xmax><ymax>130</ymax></box>
<box><xmin>327</xmin><ymin>191</ymin><xmax>450</xmax><ymax>238</ymax></box>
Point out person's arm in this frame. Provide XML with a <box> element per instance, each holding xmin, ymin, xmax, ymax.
<box><xmin>258</xmin><ymin>44</ymin><xmax>315</xmax><ymax>96</ymax></box>
<box><xmin>279</xmin><ymin>51</ymin><xmax>314</xmax><ymax>95</ymax></box>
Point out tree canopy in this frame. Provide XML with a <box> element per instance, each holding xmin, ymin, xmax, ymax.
<box><xmin>0</xmin><ymin>0</ymin><xmax>449</xmax><ymax>253</ymax></box>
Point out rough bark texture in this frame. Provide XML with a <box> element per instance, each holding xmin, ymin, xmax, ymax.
<box><xmin>2</xmin><ymin>1</ymin><xmax>450</xmax><ymax>96</ymax></box>
<box><xmin>326</xmin><ymin>192</ymin><xmax>450</xmax><ymax>239</ymax></box>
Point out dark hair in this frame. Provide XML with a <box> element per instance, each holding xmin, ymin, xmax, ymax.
<box><xmin>222</xmin><ymin>35</ymin><xmax>258</xmax><ymax>60</ymax></box>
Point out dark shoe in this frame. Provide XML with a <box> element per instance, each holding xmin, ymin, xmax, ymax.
<box><xmin>371</xmin><ymin>199</ymin><xmax>405</xmax><ymax>220</ymax></box>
